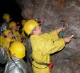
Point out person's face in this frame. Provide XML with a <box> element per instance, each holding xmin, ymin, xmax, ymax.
<box><xmin>12</xmin><ymin>26</ymin><xmax>17</xmax><ymax>30</ymax></box>
<box><xmin>7</xmin><ymin>32</ymin><xmax>13</xmax><ymax>38</ymax></box>
<box><xmin>5</xmin><ymin>19</ymin><xmax>10</xmax><ymax>23</ymax></box>
<box><xmin>33</xmin><ymin>26</ymin><xmax>42</xmax><ymax>35</ymax></box>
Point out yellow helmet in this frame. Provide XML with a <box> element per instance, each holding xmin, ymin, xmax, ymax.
<box><xmin>3</xmin><ymin>13</ymin><xmax>10</xmax><ymax>21</ymax></box>
<box><xmin>9</xmin><ymin>21</ymin><xmax>16</xmax><ymax>28</ymax></box>
<box><xmin>9</xmin><ymin>41</ymin><xmax>25</xmax><ymax>58</ymax></box>
<box><xmin>23</xmin><ymin>19</ymin><xmax>39</xmax><ymax>35</ymax></box>
<box><xmin>21</xmin><ymin>19</ymin><xmax>27</xmax><ymax>26</ymax></box>
<box><xmin>4</xmin><ymin>29</ymin><xmax>11</xmax><ymax>36</ymax></box>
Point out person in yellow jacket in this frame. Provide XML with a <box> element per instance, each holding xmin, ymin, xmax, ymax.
<box><xmin>23</xmin><ymin>19</ymin><xmax>74</xmax><ymax>73</ymax></box>
<box><xmin>21</xmin><ymin>19</ymin><xmax>27</xmax><ymax>43</ymax></box>
<box><xmin>0</xmin><ymin>35</ymin><xmax>4</xmax><ymax>46</ymax></box>
<box><xmin>9</xmin><ymin>21</ymin><xmax>22</xmax><ymax>42</ymax></box>
<box><xmin>2</xmin><ymin>29</ymin><xmax>15</xmax><ymax>60</ymax></box>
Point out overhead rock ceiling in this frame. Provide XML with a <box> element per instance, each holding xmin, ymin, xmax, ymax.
<box><xmin>15</xmin><ymin>0</ymin><xmax>80</xmax><ymax>73</ymax></box>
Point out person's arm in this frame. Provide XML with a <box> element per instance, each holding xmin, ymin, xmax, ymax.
<box><xmin>41</xmin><ymin>35</ymin><xmax>73</xmax><ymax>55</ymax></box>
<box><xmin>0</xmin><ymin>46</ymin><xmax>8</xmax><ymax>64</ymax></box>
<box><xmin>49</xmin><ymin>30</ymin><xmax>59</xmax><ymax>41</ymax></box>
<box><xmin>4</xmin><ymin>67</ymin><xmax>22</xmax><ymax>73</ymax></box>
<box><xmin>48</xmin><ymin>26</ymin><xmax>66</xmax><ymax>41</ymax></box>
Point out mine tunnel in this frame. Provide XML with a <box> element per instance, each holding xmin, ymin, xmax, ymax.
<box><xmin>0</xmin><ymin>0</ymin><xmax>80</xmax><ymax>73</ymax></box>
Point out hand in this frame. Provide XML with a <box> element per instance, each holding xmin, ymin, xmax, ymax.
<box><xmin>57</xmin><ymin>26</ymin><xmax>66</xmax><ymax>34</ymax></box>
<box><xmin>62</xmin><ymin>26</ymin><xmax>66</xmax><ymax>31</ymax></box>
<box><xmin>63</xmin><ymin>35</ymin><xmax>74</xmax><ymax>43</ymax></box>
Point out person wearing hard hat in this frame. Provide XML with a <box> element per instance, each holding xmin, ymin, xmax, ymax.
<box><xmin>23</xmin><ymin>19</ymin><xmax>74</xmax><ymax>73</ymax></box>
<box><xmin>4</xmin><ymin>41</ymin><xmax>28</xmax><ymax>73</ymax></box>
<box><xmin>21</xmin><ymin>19</ymin><xmax>27</xmax><ymax>43</ymax></box>
<box><xmin>2</xmin><ymin>29</ymin><xmax>16</xmax><ymax>60</ymax></box>
<box><xmin>0</xmin><ymin>34</ymin><xmax>4</xmax><ymax>47</ymax></box>
<box><xmin>9</xmin><ymin>21</ymin><xmax>22</xmax><ymax>42</ymax></box>
<box><xmin>1</xmin><ymin>13</ymin><xmax>12</xmax><ymax>35</ymax></box>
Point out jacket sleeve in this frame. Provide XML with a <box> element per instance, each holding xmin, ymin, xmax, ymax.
<box><xmin>0</xmin><ymin>46</ymin><xmax>8</xmax><ymax>64</ymax></box>
<box><xmin>30</xmin><ymin>35</ymin><xmax>65</xmax><ymax>55</ymax></box>
<box><xmin>5</xmin><ymin>67</ymin><xmax>23</xmax><ymax>73</ymax></box>
<box><xmin>1</xmin><ymin>22</ymin><xmax>8</xmax><ymax>31</ymax></box>
<box><xmin>4</xmin><ymin>59</ymin><xmax>28</xmax><ymax>73</ymax></box>
<box><xmin>39</xmin><ymin>38</ymin><xmax>65</xmax><ymax>55</ymax></box>
<box><xmin>45</xmin><ymin>38</ymin><xmax>65</xmax><ymax>54</ymax></box>
<box><xmin>2</xmin><ymin>40</ymin><xmax>9</xmax><ymax>49</ymax></box>
<box><xmin>41</xmin><ymin>30</ymin><xmax>59</xmax><ymax>42</ymax></box>
<box><xmin>9</xmin><ymin>68</ymin><xmax>22</xmax><ymax>73</ymax></box>
<box><xmin>49</xmin><ymin>30</ymin><xmax>59</xmax><ymax>41</ymax></box>
<box><xmin>41</xmin><ymin>30</ymin><xmax>65</xmax><ymax>55</ymax></box>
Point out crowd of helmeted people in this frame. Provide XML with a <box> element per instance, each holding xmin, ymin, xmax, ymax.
<box><xmin>0</xmin><ymin>13</ymin><xmax>74</xmax><ymax>73</ymax></box>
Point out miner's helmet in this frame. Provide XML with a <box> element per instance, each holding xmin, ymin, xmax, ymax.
<box><xmin>3</xmin><ymin>13</ymin><xmax>10</xmax><ymax>21</ymax></box>
<box><xmin>23</xmin><ymin>19</ymin><xmax>39</xmax><ymax>35</ymax></box>
<box><xmin>4</xmin><ymin>29</ymin><xmax>12</xmax><ymax>36</ymax></box>
<box><xmin>9</xmin><ymin>21</ymin><xmax>16</xmax><ymax>29</ymax></box>
<box><xmin>9</xmin><ymin>41</ymin><xmax>25</xmax><ymax>58</ymax></box>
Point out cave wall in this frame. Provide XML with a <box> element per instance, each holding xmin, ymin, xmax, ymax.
<box><xmin>16</xmin><ymin>0</ymin><xmax>80</xmax><ymax>73</ymax></box>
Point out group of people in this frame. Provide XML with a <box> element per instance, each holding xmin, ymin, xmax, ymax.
<box><xmin>0</xmin><ymin>13</ymin><xmax>74</xmax><ymax>73</ymax></box>
<box><xmin>0</xmin><ymin>13</ymin><xmax>28</xmax><ymax>73</ymax></box>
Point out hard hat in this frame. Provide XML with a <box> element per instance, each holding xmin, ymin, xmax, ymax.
<box><xmin>23</xmin><ymin>19</ymin><xmax>39</xmax><ymax>35</ymax></box>
<box><xmin>4</xmin><ymin>29</ymin><xmax>11</xmax><ymax>36</ymax></box>
<box><xmin>9</xmin><ymin>21</ymin><xmax>16</xmax><ymax>28</ymax></box>
<box><xmin>9</xmin><ymin>41</ymin><xmax>25</xmax><ymax>58</ymax></box>
<box><xmin>21</xmin><ymin>19</ymin><xmax>27</xmax><ymax>26</ymax></box>
<box><xmin>3</xmin><ymin>13</ymin><xmax>10</xmax><ymax>21</ymax></box>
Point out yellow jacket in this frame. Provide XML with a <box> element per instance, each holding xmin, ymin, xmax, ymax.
<box><xmin>0</xmin><ymin>35</ymin><xmax>4</xmax><ymax>47</ymax></box>
<box><xmin>3</xmin><ymin>38</ymin><xmax>15</xmax><ymax>49</ymax></box>
<box><xmin>12</xmin><ymin>30</ymin><xmax>21</xmax><ymax>42</ymax></box>
<box><xmin>30</xmin><ymin>30</ymin><xmax>65</xmax><ymax>69</ymax></box>
<box><xmin>2</xmin><ymin>37</ymin><xmax>15</xmax><ymax>60</ymax></box>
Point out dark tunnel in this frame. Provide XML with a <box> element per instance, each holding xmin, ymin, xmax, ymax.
<box><xmin>0</xmin><ymin>0</ymin><xmax>23</xmax><ymax>23</ymax></box>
